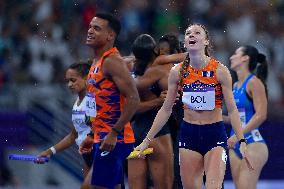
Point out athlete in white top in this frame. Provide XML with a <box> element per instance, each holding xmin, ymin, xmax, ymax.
<box><xmin>35</xmin><ymin>62</ymin><xmax>93</xmax><ymax>188</ymax></box>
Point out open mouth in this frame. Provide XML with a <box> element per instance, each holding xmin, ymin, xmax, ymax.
<box><xmin>87</xmin><ymin>35</ymin><xmax>95</xmax><ymax>41</ymax></box>
<box><xmin>188</xmin><ymin>40</ymin><xmax>197</xmax><ymax>45</ymax></box>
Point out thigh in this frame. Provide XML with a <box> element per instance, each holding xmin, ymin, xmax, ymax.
<box><xmin>148</xmin><ymin>134</ymin><xmax>174</xmax><ymax>189</ymax></box>
<box><xmin>128</xmin><ymin>158</ymin><xmax>148</xmax><ymax>189</ymax></box>
<box><xmin>179</xmin><ymin>148</ymin><xmax>204</xmax><ymax>189</ymax></box>
<box><xmin>237</xmin><ymin>143</ymin><xmax>268</xmax><ymax>189</ymax></box>
<box><xmin>204</xmin><ymin>146</ymin><xmax>227</xmax><ymax>189</ymax></box>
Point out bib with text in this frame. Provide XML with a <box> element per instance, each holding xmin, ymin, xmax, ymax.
<box><xmin>182</xmin><ymin>87</ymin><xmax>215</xmax><ymax>110</ymax></box>
<box><xmin>85</xmin><ymin>92</ymin><xmax>96</xmax><ymax>117</ymax></box>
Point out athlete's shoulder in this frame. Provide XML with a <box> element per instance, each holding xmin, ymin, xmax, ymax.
<box><xmin>216</xmin><ymin>60</ymin><xmax>229</xmax><ymax>74</ymax></box>
<box><xmin>104</xmin><ymin>53</ymin><xmax>124</xmax><ymax>64</ymax></box>
<box><xmin>215</xmin><ymin>60</ymin><xmax>231</xmax><ymax>84</ymax></box>
<box><xmin>247</xmin><ymin>75</ymin><xmax>264</xmax><ymax>89</ymax></box>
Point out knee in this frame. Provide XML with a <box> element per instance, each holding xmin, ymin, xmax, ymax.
<box><xmin>205</xmin><ymin>179</ymin><xmax>223</xmax><ymax>189</ymax></box>
<box><xmin>236</xmin><ymin>178</ymin><xmax>254</xmax><ymax>189</ymax></box>
<box><xmin>181</xmin><ymin>178</ymin><xmax>200</xmax><ymax>189</ymax></box>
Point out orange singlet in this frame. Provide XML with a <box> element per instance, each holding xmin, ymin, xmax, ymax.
<box><xmin>181</xmin><ymin>58</ymin><xmax>223</xmax><ymax>110</ymax></box>
<box><xmin>87</xmin><ymin>47</ymin><xmax>135</xmax><ymax>143</ymax></box>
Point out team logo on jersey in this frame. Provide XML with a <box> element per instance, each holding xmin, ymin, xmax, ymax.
<box><xmin>87</xmin><ymin>78</ymin><xmax>96</xmax><ymax>84</ymax></box>
<box><xmin>202</xmin><ymin>71</ymin><xmax>214</xmax><ymax>77</ymax></box>
<box><xmin>100</xmin><ymin>151</ymin><xmax>110</xmax><ymax>157</ymax></box>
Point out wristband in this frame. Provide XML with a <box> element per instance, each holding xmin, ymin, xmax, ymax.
<box><xmin>238</xmin><ymin>138</ymin><xmax>247</xmax><ymax>145</ymax></box>
<box><xmin>111</xmin><ymin>127</ymin><xmax>122</xmax><ymax>135</ymax></box>
<box><xmin>50</xmin><ymin>146</ymin><xmax>56</xmax><ymax>155</ymax></box>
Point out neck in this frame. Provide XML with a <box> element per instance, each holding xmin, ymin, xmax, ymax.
<box><xmin>78</xmin><ymin>90</ymin><xmax>86</xmax><ymax>103</ymax></box>
<box><xmin>236</xmin><ymin>69</ymin><xmax>251</xmax><ymax>83</ymax></box>
<box><xmin>93</xmin><ymin>43</ymin><xmax>114</xmax><ymax>59</ymax></box>
<box><xmin>189</xmin><ymin>52</ymin><xmax>209</xmax><ymax>69</ymax></box>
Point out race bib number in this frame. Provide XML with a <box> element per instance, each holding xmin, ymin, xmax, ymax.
<box><xmin>85</xmin><ymin>92</ymin><xmax>96</xmax><ymax>117</ymax></box>
<box><xmin>251</xmin><ymin>129</ymin><xmax>263</xmax><ymax>141</ymax></box>
<box><xmin>182</xmin><ymin>87</ymin><xmax>215</xmax><ymax>110</ymax></box>
<box><xmin>238</xmin><ymin>108</ymin><xmax>246</xmax><ymax>128</ymax></box>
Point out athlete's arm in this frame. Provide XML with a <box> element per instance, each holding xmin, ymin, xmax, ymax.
<box><xmin>103</xmin><ymin>55</ymin><xmax>140</xmax><ymax>132</ymax></box>
<box><xmin>36</xmin><ymin>126</ymin><xmax>77</xmax><ymax>162</ymax></box>
<box><xmin>146</xmin><ymin>67</ymin><xmax>179</xmax><ymax>139</ymax></box>
<box><xmin>152</xmin><ymin>52</ymin><xmax>187</xmax><ymax>66</ymax></box>
<box><xmin>217</xmin><ymin>64</ymin><xmax>244</xmax><ymax>141</ymax></box>
<box><xmin>135</xmin><ymin>67</ymin><xmax>162</xmax><ymax>91</ymax></box>
<box><xmin>134</xmin><ymin>67</ymin><xmax>179</xmax><ymax>154</ymax></box>
<box><xmin>136</xmin><ymin>90</ymin><xmax>167</xmax><ymax>113</ymax></box>
<box><xmin>243</xmin><ymin>77</ymin><xmax>267</xmax><ymax>134</ymax></box>
<box><xmin>123</xmin><ymin>55</ymin><xmax>135</xmax><ymax>72</ymax></box>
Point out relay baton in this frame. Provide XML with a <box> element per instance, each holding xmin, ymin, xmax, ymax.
<box><xmin>8</xmin><ymin>154</ymin><xmax>49</xmax><ymax>162</ymax></box>
<box><xmin>127</xmin><ymin>148</ymin><xmax>153</xmax><ymax>159</ymax></box>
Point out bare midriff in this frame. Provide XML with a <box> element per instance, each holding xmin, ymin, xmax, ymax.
<box><xmin>183</xmin><ymin>108</ymin><xmax>222</xmax><ymax>125</ymax></box>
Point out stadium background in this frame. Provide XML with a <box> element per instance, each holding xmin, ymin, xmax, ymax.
<box><xmin>0</xmin><ymin>0</ymin><xmax>284</xmax><ymax>188</ymax></box>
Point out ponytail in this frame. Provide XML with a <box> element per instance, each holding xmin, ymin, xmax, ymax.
<box><xmin>133</xmin><ymin>59</ymin><xmax>149</xmax><ymax>76</ymax></box>
<box><xmin>178</xmin><ymin>53</ymin><xmax>190</xmax><ymax>94</ymax></box>
<box><xmin>242</xmin><ymin>45</ymin><xmax>268</xmax><ymax>96</ymax></box>
<box><xmin>256</xmin><ymin>53</ymin><xmax>268</xmax><ymax>95</ymax></box>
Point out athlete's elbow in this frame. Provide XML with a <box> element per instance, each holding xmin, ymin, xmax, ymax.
<box><xmin>256</xmin><ymin>112</ymin><xmax>267</xmax><ymax>123</ymax></box>
<box><xmin>130</xmin><ymin>94</ymin><xmax>140</xmax><ymax>107</ymax></box>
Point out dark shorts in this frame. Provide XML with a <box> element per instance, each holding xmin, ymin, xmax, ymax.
<box><xmin>179</xmin><ymin>121</ymin><xmax>227</xmax><ymax>156</ymax></box>
<box><xmin>91</xmin><ymin>142</ymin><xmax>134</xmax><ymax>188</ymax></box>
<box><xmin>132</xmin><ymin>109</ymin><xmax>170</xmax><ymax>147</ymax></box>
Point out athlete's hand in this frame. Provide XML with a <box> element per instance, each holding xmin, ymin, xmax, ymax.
<box><xmin>79</xmin><ymin>136</ymin><xmax>93</xmax><ymax>154</ymax></box>
<box><xmin>100</xmin><ymin>131</ymin><xmax>117</xmax><ymax>152</ymax></box>
<box><xmin>34</xmin><ymin>150</ymin><xmax>51</xmax><ymax>164</ymax></box>
<box><xmin>157</xmin><ymin>90</ymin><xmax>167</xmax><ymax>105</ymax></box>
<box><xmin>227</xmin><ymin>135</ymin><xmax>237</xmax><ymax>149</ymax></box>
<box><xmin>240</xmin><ymin>142</ymin><xmax>254</xmax><ymax>171</ymax></box>
<box><xmin>135</xmin><ymin>138</ymin><xmax>151</xmax><ymax>158</ymax></box>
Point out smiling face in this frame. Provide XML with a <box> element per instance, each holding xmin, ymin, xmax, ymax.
<box><xmin>184</xmin><ymin>24</ymin><xmax>209</xmax><ymax>54</ymax></box>
<box><xmin>230</xmin><ymin>47</ymin><xmax>248</xmax><ymax>71</ymax></box>
<box><xmin>86</xmin><ymin>17</ymin><xmax>114</xmax><ymax>48</ymax></box>
<box><xmin>65</xmin><ymin>69</ymin><xmax>86</xmax><ymax>94</ymax></box>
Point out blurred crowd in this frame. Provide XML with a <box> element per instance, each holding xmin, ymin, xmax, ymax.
<box><xmin>0</xmin><ymin>0</ymin><xmax>284</xmax><ymax>108</ymax></box>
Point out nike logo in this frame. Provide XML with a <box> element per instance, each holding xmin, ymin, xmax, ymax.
<box><xmin>217</xmin><ymin>142</ymin><xmax>224</xmax><ymax>145</ymax></box>
<box><xmin>100</xmin><ymin>151</ymin><xmax>110</xmax><ymax>157</ymax></box>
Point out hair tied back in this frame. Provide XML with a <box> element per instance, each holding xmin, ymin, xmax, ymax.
<box><xmin>257</xmin><ymin>53</ymin><xmax>266</xmax><ymax>63</ymax></box>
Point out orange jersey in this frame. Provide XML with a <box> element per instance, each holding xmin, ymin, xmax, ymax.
<box><xmin>181</xmin><ymin>58</ymin><xmax>223</xmax><ymax>110</ymax></box>
<box><xmin>87</xmin><ymin>47</ymin><xmax>135</xmax><ymax>143</ymax></box>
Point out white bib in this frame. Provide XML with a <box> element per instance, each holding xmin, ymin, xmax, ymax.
<box><xmin>85</xmin><ymin>92</ymin><xmax>96</xmax><ymax>117</ymax></box>
<box><xmin>182</xmin><ymin>87</ymin><xmax>215</xmax><ymax>110</ymax></box>
<box><xmin>251</xmin><ymin>129</ymin><xmax>263</xmax><ymax>141</ymax></box>
<box><xmin>72</xmin><ymin>97</ymin><xmax>91</xmax><ymax>146</ymax></box>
